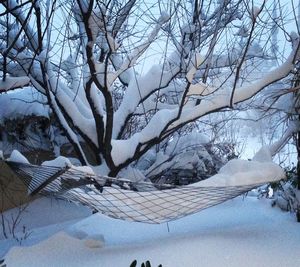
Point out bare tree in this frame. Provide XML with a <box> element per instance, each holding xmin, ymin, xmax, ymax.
<box><xmin>0</xmin><ymin>0</ymin><xmax>300</xmax><ymax>178</ymax></box>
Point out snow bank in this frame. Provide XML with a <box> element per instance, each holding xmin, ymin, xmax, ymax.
<box><xmin>3</xmin><ymin>196</ymin><xmax>300</xmax><ymax>267</ymax></box>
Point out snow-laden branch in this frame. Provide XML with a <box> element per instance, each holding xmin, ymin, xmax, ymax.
<box><xmin>0</xmin><ymin>49</ymin><xmax>44</xmax><ymax>85</ymax></box>
<box><xmin>111</xmin><ymin>109</ymin><xmax>176</xmax><ymax>166</ymax></box>
<box><xmin>109</xmin><ymin>12</ymin><xmax>170</xmax><ymax>86</ymax></box>
<box><xmin>253</xmin><ymin>121</ymin><xmax>300</xmax><ymax>161</ymax></box>
<box><xmin>48</xmin><ymin>90</ymin><xmax>89</xmax><ymax>165</ymax></box>
<box><xmin>2</xmin><ymin>0</ymin><xmax>39</xmax><ymax>52</ymax></box>
<box><xmin>110</xmin><ymin>38</ymin><xmax>300</xmax><ymax>167</ymax></box>
<box><xmin>113</xmin><ymin>64</ymin><xmax>180</xmax><ymax>138</ymax></box>
<box><xmin>0</xmin><ymin>76</ymin><xmax>30</xmax><ymax>92</ymax></box>
<box><xmin>29</xmin><ymin>62</ymin><xmax>98</xmax><ymax>148</ymax></box>
<box><xmin>112</xmin><ymin>0</ymin><xmax>136</xmax><ymax>37</ymax></box>
<box><xmin>187</xmin><ymin>83</ymin><xmax>217</xmax><ymax>97</ymax></box>
<box><xmin>45</xmin><ymin>68</ymin><xmax>98</xmax><ymax>145</ymax></box>
<box><xmin>170</xmin><ymin>40</ymin><xmax>300</xmax><ymax>133</ymax></box>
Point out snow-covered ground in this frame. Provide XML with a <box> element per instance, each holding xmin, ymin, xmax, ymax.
<box><xmin>1</xmin><ymin>195</ymin><xmax>299</xmax><ymax>267</ymax></box>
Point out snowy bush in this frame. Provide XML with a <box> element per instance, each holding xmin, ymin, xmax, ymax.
<box><xmin>138</xmin><ymin>133</ymin><xmax>237</xmax><ymax>185</ymax></box>
<box><xmin>269</xmin><ymin>167</ymin><xmax>300</xmax><ymax>221</ymax></box>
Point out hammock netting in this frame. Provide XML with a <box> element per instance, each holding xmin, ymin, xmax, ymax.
<box><xmin>4</xmin><ymin>161</ymin><xmax>264</xmax><ymax>224</ymax></box>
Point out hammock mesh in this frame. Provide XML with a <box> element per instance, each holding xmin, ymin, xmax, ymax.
<box><xmin>4</xmin><ymin>161</ymin><xmax>262</xmax><ymax>224</ymax></box>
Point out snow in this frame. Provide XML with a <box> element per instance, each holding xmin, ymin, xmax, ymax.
<box><xmin>52</xmin><ymin>81</ymin><xmax>97</xmax><ymax>145</ymax></box>
<box><xmin>252</xmin><ymin>6</ymin><xmax>261</xmax><ymax>18</ymax></box>
<box><xmin>72</xmin><ymin>165</ymin><xmax>95</xmax><ymax>176</ymax></box>
<box><xmin>111</xmin><ymin>139</ymin><xmax>139</xmax><ymax>166</ymax></box>
<box><xmin>42</xmin><ymin>156</ymin><xmax>72</xmax><ymax>168</ymax></box>
<box><xmin>112</xmin><ymin>110</ymin><xmax>176</xmax><ymax>165</ymax></box>
<box><xmin>186</xmin><ymin>53</ymin><xmax>203</xmax><ymax>83</ymax></box>
<box><xmin>158</xmin><ymin>12</ymin><xmax>170</xmax><ymax>24</ymax></box>
<box><xmin>38</xmin><ymin>49</ymin><xmax>48</xmax><ymax>64</ymax></box>
<box><xmin>170</xmin><ymin>43</ymin><xmax>299</xmax><ymax>135</ymax></box>
<box><xmin>88</xmin><ymin>7</ymin><xmax>106</xmax><ymax>42</ymax></box>
<box><xmin>164</xmin><ymin>132</ymin><xmax>210</xmax><ymax>155</ymax></box>
<box><xmin>0</xmin><ymin>88</ymin><xmax>49</xmax><ymax>123</ymax></box>
<box><xmin>48</xmin><ymin>90</ymin><xmax>89</xmax><ymax>164</ymax></box>
<box><xmin>8</xmin><ymin>150</ymin><xmax>29</xmax><ymax>164</ymax></box>
<box><xmin>110</xmin><ymin>35</ymin><xmax>299</xmax><ymax>168</ymax></box>
<box><xmin>252</xmin><ymin>146</ymin><xmax>273</xmax><ymax>162</ymax></box>
<box><xmin>54</xmin><ymin>155</ymin><xmax>284</xmax><ymax>224</ymax></box>
<box><xmin>6</xmin><ymin>147</ymin><xmax>283</xmax><ymax>225</ymax></box>
<box><xmin>198</xmin><ymin>159</ymin><xmax>285</xmax><ymax>187</ymax></box>
<box><xmin>113</xmin><ymin>64</ymin><xmax>175</xmax><ymax>137</ymax></box>
<box><xmin>1</xmin><ymin>196</ymin><xmax>300</xmax><ymax>267</ymax></box>
<box><xmin>187</xmin><ymin>82</ymin><xmax>216</xmax><ymax>96</ymax></box>
<box><xmin>186</xmin><ymin>66</ymin><xmax>196</xmax><ymax>83</ymax></box>
<box><xmin>0</xmin><ymin>76</ymin><xmax>30</xmax><ymax>91</ymax></box>
<box><xmin>119</xmin><ymin>166</ymin><xmax>149</xmax><ymax>184</ymax></box>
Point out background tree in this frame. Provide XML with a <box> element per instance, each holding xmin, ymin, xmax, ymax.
<box><xmin>0</xmin><ymin>0</ymin><xmax>299</xmax><ymax>181</ymax></box>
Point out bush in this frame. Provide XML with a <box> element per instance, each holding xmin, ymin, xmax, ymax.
<box><xmin>268</xmin><ymin>166</ymin><xmax>300</xmax><ymax>222</ymax></box>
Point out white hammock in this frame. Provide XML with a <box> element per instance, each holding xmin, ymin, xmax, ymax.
<box><xmin>4</xmin><ymin>160</ymin><xmax>282</xmax><ymax>224</ymax></box>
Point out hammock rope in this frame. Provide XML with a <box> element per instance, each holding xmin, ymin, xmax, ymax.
<box><xmin>3</xmin><ymin>160</ymin><xmax>264</xmax><ymax>224</ymax></box>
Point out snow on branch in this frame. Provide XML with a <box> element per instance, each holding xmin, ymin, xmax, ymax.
<box><xmin>2</xmin><ymin>0</ymin><xmax>39</xmax><ymax>52</ymax></box>
<box><xmin>48</xmin><ymin>90</ymin><xmax>89</xmax><ymax>165</ymax></box>
<box><xmin>170</xmin><ymin>41</ymin><xmax>300</xmax><ymax>133</ymax></box>
<box><xmin>45</xmin><ymin>68</ymin><xmax>98</xmax><ymax>145</ymax></box>
<box><xmin>0</xmin><ymin>76</ymin><xmax>30</xmax><ymax>92</ymax></box>
<box><xmin>109</xmin><ymin>12</ymin><xmax>170</xmax><ymax>86</ymax></box>
<box><xmin>110</xmin><ymin>38</ymin><xmax>300</xmax><ymax>167</ymax></box>
<box><xmin>254</xmin><ymin>121</ymin><xmax>300</xmax><ymax>162</ymax></box>
<box><xmin>112</xmin><ymin>0</ymin><xmax>136</xmax><ymax>37</ymax></box>
<box><xmin>113</xmin><ymin>64</ymin><xmax>180</xmax><ymax>138</ymax></box>
<box><xmin>1</xmin><ymin>0</ymin><xmax>299</xmax><ymax>179</ymax></box>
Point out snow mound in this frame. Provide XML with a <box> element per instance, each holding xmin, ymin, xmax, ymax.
<box><xmin>8</xmin><ymin>150</ymin><xmax>29</xmax><ymax>164</ymax></box>
<box><xmin>68</xmin><ymin>230</ymin><xmax>105</xmax><ymax>249</ymax></box>
<box><xmin>84</xmin><ymin>235</ymin><xmax>105</xmax><ymax>249</ymax></box>
<box><xmin>3</xmin><ymin>231</ymin><xmax>102</xmax><ymax>267</ymax></box>
<box><xmin>42</xmin><ymin>156</ymin><xmax>72</xmax><ymax>168</ymax></box>
<box><xmin>197</xmin><ymin>159</ymin><xmax>285</xmax><ymax>187</ymax></box>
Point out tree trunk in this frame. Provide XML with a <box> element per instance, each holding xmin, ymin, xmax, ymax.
<box><xmin>296</xmin><ymin>125</ymin><xmax>300</xmax><ymax>222</ymax></box>
<box><xmin>294</xmin><ymin>67</ymin><xmax>300</xmax><ymax>222</ymax></box>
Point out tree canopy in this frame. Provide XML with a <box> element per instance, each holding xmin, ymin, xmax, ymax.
<box><xmin>0</xmin><ymin>0</ymin><xmax>299</xmax><ymax>179</ymax></box>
